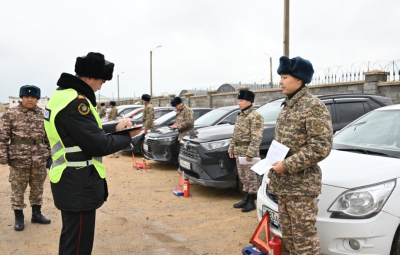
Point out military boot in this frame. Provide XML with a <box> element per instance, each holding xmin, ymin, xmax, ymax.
<box><xmin>14</xmin><ymin>210</ymin><xmax>24</xmax><ymax>231</ymax></box>
<box><xmin>242</xmin><ymin>194</ymin><xmax>256</xmax><ymax>212</ymax></box>
<box><xmin>31</xmin><ymin>205</ymin><xmax>51</xmax><ymax>224</ymax></box>
<box><xmin>233</xmin><ymin>192</ymin><xmax>249</xmax><ymax>208</ymax></box>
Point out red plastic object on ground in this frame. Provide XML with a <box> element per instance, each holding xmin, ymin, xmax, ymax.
<box><xmin>183</xmin><ymin>178</ymin><xmax>190</xmax><ymax>197</ymax></box>
<box><xmin>269</xmin><ymin>235</ymin><xmax>282</xmax><ymax>255</ymax></box>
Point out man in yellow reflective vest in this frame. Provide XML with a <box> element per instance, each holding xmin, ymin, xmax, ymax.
<box><xmin>44</xmin><ymin>52</ymin><xmax>142</xmax><ymax>254</ymax></box>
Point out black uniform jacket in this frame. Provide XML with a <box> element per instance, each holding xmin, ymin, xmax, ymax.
<box><xmin>51</xmin><ymin>73</ymin><xmax>131</xmax><ymax>212</ymax></box>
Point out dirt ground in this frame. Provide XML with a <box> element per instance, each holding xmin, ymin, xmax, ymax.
<box><xmin>0</xmin><ymin>152</ymin><xmax>289</xmax><ymax>255</ymax></box>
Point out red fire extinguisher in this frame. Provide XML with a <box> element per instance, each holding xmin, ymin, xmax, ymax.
<box><xmin>269</xmin><ymin>235</ymin><xmax>282</xmax><ymax>255</ymax></box>
<box><xmin>183</xmin><ymin>178</ymin><xmax>190</xmax><ymax>197</ymax></box>
<box><xmin>142</xmin><ymin>159</ymin><xmax>147</xmax><ymax>169</ymax></box>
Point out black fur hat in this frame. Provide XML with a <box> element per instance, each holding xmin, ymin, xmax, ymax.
<box><xmin>100</xmin><ymin>102</ymin><xmax>105</xmax><ymax>106</ymax></box>
<box><xmin>141</xmin><ymin>94</ymin><xmax>151</xmax><ymax>101</ymax></box>
<box><xmin>19</xmin><ymin>85</ymin><xmax>40</xmax><ymax>99</ymax></box>
<box><xmin>75</xmin><ymin>52</ymin><xmax>115</xmax><ymax>81</ymax></box>
<box><xmin>237</xmin><ymin>90</ymin><xmax>255</xmax><ymax>103</ymax></box>
<box><xmin>110</xmin><ymin>101</ymin><xmax>116</xmax><ymax>106</ymax></box>
<box><xmin>277</xmin><ymin>56</ymin><xmax>314</xmax><ymax>84</ymax></box>
<box><xmin>170</xmin><ymin>97</ymin><xmax>182</xmax><ymax>107</ymax></box>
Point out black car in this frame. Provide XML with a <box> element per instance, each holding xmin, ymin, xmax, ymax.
<box><xmin>143</xmin><ymin>105</ymin><xmax>260</xmax><ymax>163</ymax></box>
<box><xmin>102</xmin><ymin>107</ymin><xmax>175</xmax><ymax>134</ymax></box>
<box><xmin>125</xmin><ymin>108</ymin><xmax>212</xmax><ymax>154</ymax></box>
<box><xmin>177</xmin><ymin>93</ymin><xmax>393</xmax><ymax>191</ymax></box>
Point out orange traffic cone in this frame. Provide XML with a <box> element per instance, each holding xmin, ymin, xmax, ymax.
<box><xmin>173</xmin><ymin>171</ymin><xmax>185</xmax><ymax>196</ymax></box>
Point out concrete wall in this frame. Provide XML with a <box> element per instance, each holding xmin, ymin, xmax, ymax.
<box><xmin>117</xmin><ymin>70</ymin><xmax>400</xmax><ymax>108</ymax></box>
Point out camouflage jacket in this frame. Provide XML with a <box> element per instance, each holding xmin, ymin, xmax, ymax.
<box><xmin>174</xmin><ymin>105</ymin><xmax>194</xmax><ymax>141</ymax></box>
<box><xmin>0</xmin><ymin>103</ymin><xmax>51</xmax><ymax>169</ymax></box>
<box><xmin>268</xmin><ymin>87</ymin><xmax>333</xmax><ymax>196</ymax></box>
<box><xmin>142</xmin><ymin>102</ymin><xmax>155</xmax><ymax>131</ymax></box>
<box><xmin>108</xmin><ymin>107</ymin><xmax>118</xmax><ymax>121</ymax></box>
<box><xmin>98</xmin><ymin>106</ymin><xmax>106</xmax><ymax>118</ymax></box>
<box><xmin>228</xmin><ymin>105</ymin><xmax>264</xmax><ymax>158</ymax></box>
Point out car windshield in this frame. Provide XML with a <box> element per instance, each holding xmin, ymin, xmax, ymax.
<box><xmin>333</xmin><ymin>109</ymin><xmax>400</xmax><ymax>157</ymax></box>
<box><xmin>132</xmin><ymin>111</ymin><xmax>144</xmax><ymax>120</ymax></box>
<box><xmin>195</xmin><ymin>108</ymin><xmax>234</xmax><ymax>126</ymax></box>
<box><xmin>124</xmin><ymin>108</ymin><xmax>142</xmax><ymax>117</ymax></box>
<box><xmin>153</xmin><ymin>110</ymin><xmax>175</xmax><ymax>124</ymax></box>
<box><xmin>256</xmin><ymin>101</ymin><xmax>283</xmax><ymax>125</ymax></box>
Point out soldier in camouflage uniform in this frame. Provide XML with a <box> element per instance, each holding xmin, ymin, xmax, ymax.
<box><xmin>108</xmin><ymin>101</ymin><xmax>117</xmax><ymax>121</ymax></box>
<box><xmin>141</xmin><ymin>94</ymin><xmax>155</xmax><ymax>133</ymax></box>
<box><xmin>98</xmin><ymin>102</ymin><xmax>106</xmax><ymax>118</ymax></box>
<box><xmin>228</xmin><ymin>90</ymin><xmax>264</xmax><ymax>212</ymax></box>
<box><xmin>268</xmin><ymin>56</ymin><xmax>333</xmax><ymax>254</ymax></box>
<box><xmin>170</xmin><ymin>97</ymin><xmax>194</xmax><ymax>141</ymax></box>
<box><xmin>0</xmin><ymin>85</ymin><xmax>51</xmax><ymax>231</ymax></box>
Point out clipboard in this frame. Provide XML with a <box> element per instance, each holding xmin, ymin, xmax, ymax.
<box><xmin>106</xmin><ymin>124</ymin><xmax>143</xmax><ymax>135</ymax></box>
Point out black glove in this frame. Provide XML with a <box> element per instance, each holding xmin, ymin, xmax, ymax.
<box><xmin>45</xmin><ymin>157</ymin><xmax>52</xmax><ymax>169</ymax></box>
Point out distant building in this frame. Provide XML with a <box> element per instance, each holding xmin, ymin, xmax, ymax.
<box><xmin>96</xmin><ymin>94</ymin><xmax>110</xmax><ymax>105</ymax></box>
<box><xmin>9</xmin><ymin>96</ymin><xmax>49</xmax><ymax>109</ymax></box>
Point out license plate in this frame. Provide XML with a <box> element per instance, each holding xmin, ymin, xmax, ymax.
<box><xmin>262</xmin><ymin>205</ymin><xmax>280</xmax><ymax>227</ymax></box>
<box><xmin>179</xmin><ymin>159</ymin><xmax>191</xmax><ymax>170</ymax></box>
<box><xmin>143</xmin><ymin>143</ymin><xmax>148</xmax><ymax>151</ymax></box>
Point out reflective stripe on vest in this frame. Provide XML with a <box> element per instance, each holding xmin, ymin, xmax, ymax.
<box><xmin>44</xmin><ymin>88</ymin><xmax>106</xmax><ymax>183</ymax></box>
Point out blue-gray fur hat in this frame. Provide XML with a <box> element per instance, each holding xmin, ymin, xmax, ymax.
<box><xmin>237</xmin><ymin>90</ymin><xmax>255</xmax><ymax>103</ymax></box>
<box><xmin>19</xmin><ymin>85</ymin><xmax>40</xmax><ymax>99</ymax></box>
<box><xmin>170</xmin><ymin>97</ymin><xmax>182</xmax><ymax>107</ymax></box>
<box><xmin>277</xmin><ymin>56</ymin><xmax>314</xmax><ymax>84</ymax></box>
<box><xmin>141</xmin><ymin>94</ymin><xmax>151</xmax><ymax>101</ymax></box>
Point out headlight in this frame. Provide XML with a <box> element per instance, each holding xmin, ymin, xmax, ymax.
<box><xmin>200</xmin><ymin>139</ymin><xmax>231</xmax><ymax>151</ymax></box>
<box><xmin>328</xmin><ymin>180</ymin><xmax>395</xmax><ymax>218</ymax></box>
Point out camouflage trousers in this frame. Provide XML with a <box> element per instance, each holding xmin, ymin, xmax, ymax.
<box><xmin>9</xmin><ymin>166</ymin><xmax>47</xmax><ymax>210</ymax></box>
<box><xmin>278</xmin><ymin>195</ymin><xmax>320</xmax><ymax>255</ymax></box>
<box><xmin>235</xmin><ymin>158</ymin><xmax>258</xmax><ymax>194</ymax></box>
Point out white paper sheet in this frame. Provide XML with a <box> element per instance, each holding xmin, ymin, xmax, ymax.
<box><xmin>250</xmin><ymin>140</ymin><xmax>290</xmax><ymax>175</ymax></box>
<box><xmin>238</xmin><ymin>157</ymin><xmax>261</xmax><ymax>165</ymax></box>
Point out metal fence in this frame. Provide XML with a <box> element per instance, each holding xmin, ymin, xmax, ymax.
<box><xmin>152</xmin><ymin>59</ymin><xmax>400</xmax><ymax>98</ymax></box>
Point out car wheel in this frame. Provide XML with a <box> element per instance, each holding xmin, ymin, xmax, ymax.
<box><xmin>391</xmin><ymin>225</ymin><xmax>400</xmax><ymax>255</ymax></box>
<box><xmin>139</xmin><ymin>139</ymin><xmax>145</xmax><ymax>156</ymax></box>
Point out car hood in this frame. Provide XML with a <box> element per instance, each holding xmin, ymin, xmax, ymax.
<box><xmin>185</xmin><ymin>124</ymin><xmax>235</xmax><ymax>143</ymax></box>
<box><xmin>320</xmin><ymin>149</ymin><xmax>400</xmax><ymax>189</ymax></box>
<box><xmin>147</xmin><ymin>127</ymin><xmax>179</xmax><ymax>138</ymax></box>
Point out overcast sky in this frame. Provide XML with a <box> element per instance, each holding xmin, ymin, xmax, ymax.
<box><xmin>1</xmin><ymin>0</ymin><xmax>399</xmax><ymax>103</ymax></box>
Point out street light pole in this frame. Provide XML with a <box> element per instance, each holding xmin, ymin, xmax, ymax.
<box><xmin>265</xmin><ymin>53</ymin><xmax>273</xmax><ymax>89</ymax></box>
<box><xmin>150</xmin><ymin>45</ymin><xmax>162</xmax><ymax>97</ymax></box>
<box><xmin>283</xmin><ymin>0</ymin><xmax>290</xmax><ymax>56</ymax></box>
<box><xmin>117</xmin><ymin>72</ymin><xmax>124</xmax><ymax>103</ymax></box>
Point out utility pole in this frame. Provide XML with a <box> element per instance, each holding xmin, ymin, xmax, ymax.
<box><xmin>266</xmin><ymin>53</ymin><xmax>273</xmax><ymax>89</ymax></box>
<box><xmin>284</xmin><ymin>0</ymin><xmax>290</xmax><ymax>56</ymax></box>
<box><xmin>150</xmin><ymin>45</ymin><xmax>162</xmax><ymax>97</ymax></box>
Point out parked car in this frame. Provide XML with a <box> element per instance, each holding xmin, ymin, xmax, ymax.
<box><xmin>177</xmin><ymin>93</ymin><xmax>393</xmax><ymax>191</ymax></box>
<box><xmin>257</xmin><ymin>103</ymin><xmax>400</xmax><ymax>254</ymax></box>
<box><xmin>128</xmin><ymin>108</ymin><xmax>212</xmax><ymax>155</ymax></box>
<box><xmin>143</xmin><ymin>106</ymin><xmax>254</xmax><ymax>163</ymax></box>
<box><xmin>101</xmin><ymin>105</ymin><xmax>144</xmax><ymax>121</ymax></box>
<box><xmin>101</xmin><ymin>107</ymin><xmax>144</xmax><ymax>124</ymax></box>
<box><xmin>102</xmin><ymin>107</ymin><xmax>174</xmax><ymax>134</ymax></box>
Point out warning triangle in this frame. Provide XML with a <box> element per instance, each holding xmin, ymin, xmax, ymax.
<box><xmin>132</xmin><ymin>152</ymin><xmax>139</xmax><ymax>170</ymax></box>
<box><xmin>250</xmin><ymin>211</ymin><xmax>271</xmax><ymax>254</ymax></box>
<box><xmin>176</xmin><ymin>171</ymin><xmax>185</xmax><ymax>192</ymax></box>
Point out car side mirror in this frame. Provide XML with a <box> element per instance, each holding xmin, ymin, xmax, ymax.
<box><xmin>218</xmin><ymin>120</ymin><xmax>231</xmax><ymax>125</ymax></box>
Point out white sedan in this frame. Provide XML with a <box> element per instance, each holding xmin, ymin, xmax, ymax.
<box><xmin>257</xmin><ymin>104</ymin><xmax>400</xmax><ymax>254</ymax></box>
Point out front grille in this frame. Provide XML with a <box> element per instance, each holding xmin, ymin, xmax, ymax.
<box><xmin>181</xmin><ymin>168</ymin><xmax>200</xmax><ymax>179</ymax></box>
<box><xmin>146</xmin><ymin>139</ymin><xmax>158</xmax><ymax>152</ymax></box>
<box><xmin>265</xmin><ymin>184</ymin><xmax>278</xmax><ymax>205</ymax></box>
<box><xmin>144</xmin><ymin>150</ymin><xmax>154</xmax><ymax>159</ymax></box>
<box><xmin>180</xmin><ymin>145</ymin><xmax>201</xmax><ymax>160</ymax></box>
